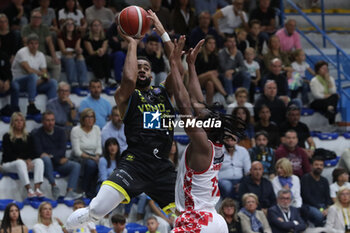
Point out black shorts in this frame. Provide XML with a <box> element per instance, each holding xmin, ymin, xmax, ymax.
<box><xmin>103</xmin><ymin>150</ymin><xmax>176</xmax><ymax>213</ymax></box>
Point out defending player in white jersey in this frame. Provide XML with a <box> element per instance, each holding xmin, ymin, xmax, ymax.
<box><xmin>169</xmin><ymin>37</ymin><xmax>245</xmax><ymax>233</ymax></box>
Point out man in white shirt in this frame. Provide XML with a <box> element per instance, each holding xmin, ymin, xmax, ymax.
<box><xmin>11</xmin><ymin>33</ymin><xmax>57</xmax><ymax>115</ymax></box>
<box><xmin>85</xmin><ymin>0</ymin><xmax>114</xmax><ymax>30</ymax></box>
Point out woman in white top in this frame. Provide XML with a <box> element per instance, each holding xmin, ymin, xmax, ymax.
<box><xmin>71</xmin><ymin>108</ymin><xmax>102</xmax><ymax>198</ymax></box>
<box><xmin>310</xmin><ymin>60</ymin><xmax>339</xmax><ymax>124</ymax></box>
<box><xmin>272</xmin><ymin>158</ymin><xmax>302</xmax><ymax>208</ymax></box>
<box><xmin>330</xmin><ymin>167</ymin><xmax>350</xmax><ymax>203</ymax></box>
<box><xmin>33</xmin><ymin>202</ymin><xmax>67</xmax><ymax>233</ymax></box>
<box><xmin>58</xmin><ymin>0</ymin><xmax>86</xmax><ymax>33</ymax></box>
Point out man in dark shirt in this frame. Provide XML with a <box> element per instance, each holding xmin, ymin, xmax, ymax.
<box><xmin>301</xmin><ymin>157</ymin><xmax>332</xmax><ymax>227</ymax></box>
<box><xmin>249</xmin><ymin>0</ymin><xmax>276</xmax><ymax>38</ymax></box>
<box><xmin>0</xmin><ymin>14</ymin><xmax>21</xmax><ymax>62</ymax></box>
<box><xmin>263</xmin><ymin>58</ymin><xmax>288</xmax><ymax>98</ymax></box>
<box><xmin>2</xmin><ymin>0</ymin><xmax>28</xmax><ymax>31</ymax></box>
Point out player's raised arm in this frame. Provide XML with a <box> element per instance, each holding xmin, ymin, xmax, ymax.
<box><xmin>114</xmin><ymin>26</ymin><xmax>139</xmax><ymax>118</ymax></box>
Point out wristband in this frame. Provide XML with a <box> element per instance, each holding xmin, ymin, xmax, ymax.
<box><xmin>161</xmin><ymin>32</ymin><xmax>170</xmax><ymax>43</ymax></box>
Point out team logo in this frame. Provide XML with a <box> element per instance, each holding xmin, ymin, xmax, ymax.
<box><xmin>126</xmin><ymin>154</ymin><xmax>135</xmax><ymax>161</ymax></box>
<box><xmin>143</xmin><ymin>110</ymin><xmax>161</xmax><ymax>129</ymax></box>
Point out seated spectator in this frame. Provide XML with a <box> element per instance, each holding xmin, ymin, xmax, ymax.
<box><xmin>254</xmin><ymin>105</ymin><xmax>280</xmax><ymax>149</ymax></box>
<box><xmin>244</xmin><ymin>47</ymin><xmax>261</xmax><ymax>103</ymax></box>
<box><xmin>109</xmin><ymin>214</ymin><xmax>127</xmax><ymax>233</ymax></box>
<box><xmin>279</xmin><ymin>105</ymin><xmax>316</xmax><ymax>158</ymax></box>
<box><xmin>79</xmin><ymin>79</ymin><xmax>112</xmax><ymax>128</ymax></box>
<box><xmin>219</xmin><ymin>133</ymin><xmax>251</xmax><ymax>199</ymax></box>
<box><xmin>0</xmin><ymin>203</ymin><xmax>28</xmax><ymax>233</ymax></box>
<box><xmin>138</xmin><ymin>35</ymin><xmax>166</xmax><ymax>86</ymax></box>
<box><xmin>238</xmin><ymin>161</ymin><xmax>276</xmax><ymax>213</ymax></box>
<box><xmin>57</xmin><ymin>18</ymin><xmax>88</xmax><ymax>89</ymax></box>
<box><xmin>238</xmin><ymin>193</ymin><xmax>272</xmax><ymax>233</ymax></box>
<box><xmin>11</xmin><ymin>33</ymin><xmax>57</xmax><ymax>115</ymax></box>
<box><xmin>33</xmin><ymin>111</ymin><xmax>82</xmax><ymax>200</ymax></box>
<box><xmin>247</xmin><ymin>19</ymin><xmax>267</xmax><ymax>57</ymax></box>
<box><xmin>83</xmin><ymin>19</ymin><xmax>112</xmax><ymax>84</ymax></box>
<box><xmin>85</xmin><ymin>0</ymin><xmax>114</xmax><ymax>30</ymax></box>
<box><xmin>147</xmin><ymin>199</ymin><xmax>173</xmax><ymax>232</ymax></box>
<box><xmin>145</xmin><ymin>216</ymin><xmax>159</xmax><ymax>233</ymax></box>
<box><xmin>58</xmin><ymin>0</ymin><xmax>87</xmax><ymax>34</ymax></box>
<box><xmin>330</xmin><ymin>168</ymin><xmax>350</xmax><ymax>203</ymax></box>
<box><xmin>236</xmin><ymin>29</ymin><xmax>249</xmax><ymax>55</ymax></box>
<box><xmin>267</xmin><ymin>189</ymin><xmax>306</xmax><ymax>233</ymax></box>
<box><xmin>170</xmin><ymin>0</ymin><xmax>196</xmax><ymax>36</ymax></box>
<box><xmin>218</xmin><ymin>198</ymin><xmax>241</xmax><ymax>233</ymax></box>
<box><xmin>0</xmin><ymin>14</ymin><xmax>21</xmax><ymax>63</ymax></box>
<box><xmin>275</xmin><ymin>130</ymin><xmax>311</xmax><ymax>178</ymax></box>
<box><xmin>193</xmin><ymin>0</ymin><xmax>228</xmax><ymax>16</ymax></box>
<box><xmin>310</xmin><ymin>60</ymin><xmax>339</xmax><ymax>124</ymax></box>
<box><xmin>22</xmin><ymin>10</ymin><xmax>61</xmax><ymax>80</ymax></box>
<box><xmin>325</xmin><ymin>187</ymin><xmax>350</xmax><ymax>233</ymax></box>
<box><xmin>212</xmin><ymin>0</ymin><xmax>248</xmax><ymax>38</ymax></box>
<box><xmin>227</xmin><ymin>88</ymin><xmax>254</xmax><ymax>121</ymax></box>
<box><xmin>0</xmin><ymin>39</ymin><xmax>13</xmax><ymax>116</ymax></box>
<box><xmin>272</xmin><ymin>158</ymin><xmax>302</xmax><ymax>208</ymax></box>
<box><xmin>71</xmin><ymin>108</ymin><xmax>102</xmax><ymax>198</ymax></box>
<box><xmin>46</xmin><ymin>82</ymin><xmax>77</xmax><ymax>137</ymax></box>
<box><xmin>147</xmin><ymin>0</ymin><xmax>172</xmax><ymax>32</ymax></box>
<box><xmin>188</xmin><ymin>11</ymin><xmax>222</xmax><ymax>49</ymax></box>
<box><xmin>275</xmin><ymin>19</ymin><xmax>301</xmax><ymax>53</ymax></box>
<box><xmin>101</xmin><ymin>106</ymin><xmax>127</xmax><ymax>153</ymax></box>
<box><xmin>194</xmin><ymin>35</ymin><xmax>227</xmax><ymax>105</ymax></box>
<box><xmin>254</xmin><ymin>80</ymin><xmax>286</xmax><ymax>125</ymax></box>
<box><xmin>218</xmin><ymin>35</ymin><xmax>250</xmax><ymax>95</ymax></box>
<box><xmin>263</xmin><ymin>36</ymin><xmax>291</xmax><ymax>74</ymax></box>
<box><xmin>3</xmin><ymin>0</ymin><xmax>28</xmax><ymax>31</ymax></box>
<box><xmin>232</xmin><ymin>106</ymin><xmax>255</xmax><ymax>149</ymax></box>
<box><xmin>1</xmin><ymin>112</ymin><xmax>44</xmax><ymax>198</ymax></box>
<box><xmin>249</xmin><ymin>0</ymin><xmax>276</xmax><ymax>39</ymax></box>
<box><xmin>33</xmin><ymin>202</ymin><xmax>67</xmax><ymax>233</ymax></box>
<box><xmin>301</xmin><ymin>156</ymin><xmax>332</xmax><ymax>227</ymax></box>
<box><xmin>71</xmin><ymin>200</ymin><xmax>97</xmax><ymax>233</ymax></box>
<box><xmin>98</xmin><ymin>138</ymin><xmax>120</xmax><ymax>186</ymax></box>
<box><xmin>34</xmin><ymin>0</ymin><xmax>59</xmax><ymax>34</ymax></box>
<box><xmin>249</xmin><ymin>131</ymin><xmax>276</xmax><ymax>178</ymax></box>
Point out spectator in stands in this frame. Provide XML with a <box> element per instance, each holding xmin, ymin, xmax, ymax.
<box><xmin>1</xmin><ymin>112</ymin><xmax>44</xmax><ymax>198</ymax></box>
<box><xmin>247</xmin><ymin>19</ymin><xmax>266</xmax><ymax>57</ymax></box>
<box><xmin>249</xmin><ymin>131</ymin><xmax>275</xmax><ymax>178</ymax></box>
<box><xmin>83</xmin><ymin>19</ymin><xmax>113</xmax><ymax>85</ymax></box>
<box><xmin>254</xmin><ymin>80</ymin><xmax>286</xmax><ymax>125</ymax></box>
<box><xmin>33</xmin><ymin>110</ymin><xmax>82</xmax><ymax>200</ymax></box>
<box><xmin>71</xmin><ymin>108</ymin><xmax>102</xmax><ymax>198</ymax></box>
<box><xmin>33</xmin><ymin>202</ymin><xmax>68</xmax><ymax>233</ymax></box>
<box><xmin>193</xmin><ymin>0</ymin><xmax>228</xmax><ymax>15</ymax></box>
<box><xmin>109</xmin><ymin>214</ymin><xmax>127</xmax><ymax>233</ymax></box>
<box><xmin>238</xmin><ymin>161</ymin><xmax>276</xmax><ymax>213</ymax></box>
<box><xmin>188</xmin><ymin>11</ymin><xmax>222</xmax><ymax>49</ymax></box>
<box><xmin>0</xmin><ymin>14</ymin><xmax>20</xmax><ymax>63</ymax></box>
<box><xmin>212</xmin><ymin>0</ymin><xmax>248</xmax><ymax>38</ymax></box>
<box><xmin>85</xmin><ymin>0</ymin><xmax>114</xmax><ymax>30</ymax></box>
<box><xmin>194</xmin><ymin>35</ymin><xmax>227</xmax><ymax>105</ymax></box>
<box><xmin>272</xmin><ymin>158</ymin><xmax>302</xmax><ymax>208</ymax></box>
<box><xmin>249</xmin><ymin>0</ymin><xmax>276</xmax><ymax>39</ymax></box>
<box><xmin>0</xmin><ymin>38</ymin><xmax>13</xmax><ymax>116</ymax></box>
<box><xmin>79</xmin><ymin>79</ymin><xmax>112</xmax><ymax>128</ymax></box>
<box><xmin>232</xmin><ymin>106</ymin><xmax>255</xmax><ymax>149</ymax></box>
<box><xmin>244</xmin><ymin>47</ymin><xmax>261</xmax><ymax>103</ymax></box>
<box><xmin>275</xmin><ymin>130</ymin><xmax>311</xmax><ymax>178</ymax></box>
<box><xmin>138</xmin><ymin>35</ymin><xmax>167</xmax><ymax>86</ymax></box>
<box><xmin>267</xmin><ymin>189</ymin><xmax>306</xmax><ymax>233</ymax></box>
<box><xmin>218</xmin><ymin>35</ymin><xmax>250</xmax><ymax>95</ymax></box>
<box><xmin>218</xmin><ymin>198</ymin><xmax>241</xmax><ymax>233</ymax></box>
<box><xmin>145</xmin><ymin>216</ymin><xmax>159</xmax><ymax>233</ymax></box>
<box><xmin>58</xmin><ymin>18</ymin><xmax>88</xmax><ymax>89</ymax></box>
<box><xmin>58</xmin><ymin>0</ymin><xmax>87</xmax><ymax>33</ymax></box>
<box><xmin>238</xmin><ymin>193</ymin><xmax>272</xmax><ymax>233</ymax></box>
<box><xmin>301</xmin><ymin>156</ymin><xmax>332</xmax><ymax>227</ymax></box>
<box><xmin>310</xmin><ymin>60</ymin><xmax>339</xmax><ymax>124</ymax></box>
<box><xmin>3</xmin><ymin>0</ymin><xmax>28</xmax><ymax>31</ymax></box>
<box><xmin>325</xmin><ymin>187</ymin><xmax>350</xmax><ymax>233</ymax></box>
<box><xmin>170</xmin><ymin>0</ymin><xmax>196</xmax><ymax>36</ymax></box>
<box><xmin>34</xmin><ymin>0</ymin><xmax>59</xmax><ymax>34</ymax></box>
<box><xmin>11</xmin><ymin>33</ymin><xmax>57</xmax><ymax>115</ymax></box>
<box><xmin>219</xmin><ymin>132</ymin><xmax>251</xmax><ymax>199</ymax></box>
<box><xmin>330</xmin><ymin>168</ymin><xmax>350</xmax><ymax>203</ymax></box>
<box><xmin>148</xmin><ymin>0</ymin><xmax>172</xmax><ymax>33</ymax></box>
<box><xmin>227</xmin><ymin>87</ymin><xmax>254</xmax><ymax>120</ymax></box>
<box><xmin>71</xmin><ymin>200</ymin><xmax>97</xmax><ymax>233</ymax></box>
<box><xmin>101</xmin><ymin>106</ymin><xmax>127</xmax><ymax>153</ymax></box>
<box><xmin>236</xmin><ymin>29</ymin><xmax>249</xmax><ymax>55</ymax></box>
<box><xmin>147</xmin><ymin>199</ymin><xmax>173</xmax><ymax>232</ymax></box>
<box><xmin>339</xmin><ymin>149</ymin><xmax>350</xmax><ymax>176</ymax></box>
<box><xmin>263</xmin><ymin>36</ymin><xmax>291</xmax><ymax>73</ymax></box>
<box><xmin>254</xmin><ymin>105</ymin><xmax>280</xmax><ymax>149</ymax></box>
<box><xmin>275</xmin><ymin>19</ymin><xmax>301</xmax><ymax>53</ymax></box>
<box><xmin>279</xmin><ymin>105</ymin><xmax>316</xmax><ymax>158</ymax></box>
<box><xmin>21</xmin><ymin>10</ymin><xmax>61</xmax><ymax>80</ymax></box>
<box><xmin>46</xmin><ymin>82</ymin><xmax>77</xmax><ymax>137</ymax></box>
<box><xmin>0</xmin><ymin>203</ymin><xmax>28</xmax><ymax>233</ymax></box>
<box><xmin>98</xmin><ymin>138</ymin><xmax>120</xmax><ymax>187</ymax></box>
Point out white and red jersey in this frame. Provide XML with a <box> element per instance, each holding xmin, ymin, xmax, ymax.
<box><xmin>175</xmin><ymin>140</ymin><xmax>224</xmax><ymax>212</ymax></box>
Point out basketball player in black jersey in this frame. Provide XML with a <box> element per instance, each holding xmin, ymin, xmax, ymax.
<box><xmin>66</xmin><ymin>11</ymin><xmax>178</xmax><ymax>228</ymax></box>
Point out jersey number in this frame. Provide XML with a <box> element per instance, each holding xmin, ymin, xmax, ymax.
<box><xmin>211</xmin><ymin>177</ymin><xmax>220</xmax><ymax>197</ymax></box>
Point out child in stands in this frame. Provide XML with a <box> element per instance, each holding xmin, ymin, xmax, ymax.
<box><xmin>109</xmin><ymin>214</ymin><xmax>127</xmax><ymax>233</ymax></box>
<box><xmin>244</xmin><ymin>47</ymin><xmax>261</xmax><ymax>102</ymax></box>
<box><xmin>71</xmin><ymin>200</ymin><xmax>97</xmax><ymax>233</ymax></box>
<box><xmin>146</xmin><ymin>216</ymin><xmax>160</xmax><ymax>233</ymax></box>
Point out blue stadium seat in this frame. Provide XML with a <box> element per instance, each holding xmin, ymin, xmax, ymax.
<box><xmin>0</xmin><ymin>199</ymin><xmax>24</xmax><ymax>210</ymax></box>
<box><xmin>0</xmin><ymin>173</ymin><xmax>3</xmax><ymax>180</ymax></box>
<box><xmin>24</xmin><ymin>197</ymin><xmax>58</xmax><ymax>209</ymax></box>
<box><xmin>316</xmin><ymin>132</ymin><xmax>339</xmax><ymax>140</ymax></box>
<box><xmin>343</xmin><ymin>132</ymin><xmax>350</xmax><ymax>139</ymax></box>
<box><xmin>301</xmin><ymin>108</ymin><xmax>315</xmax><ymax>116</ymax></box>
<box><xmin>71</xmin><ymin>87</ymin><xmax>89</xmax><ymax>97</ymax></box>
<box><xmin>104</xmin><ymin>87</ymin><xmax>117</xmax><ymax>96</ymax></box>
<box><xmin>28</xmin><ymin>230</ymin><xmax>33</xmax><ymax>233</ymax></box>
<box><xmin>26</xmin><ymin>114</ymin><xmax>42</xmax><ymax>123</ymax></box>
<box><xmin>126</xmin><ymin>223</ymin><xmax>148</xmax><ymax>233</ymax></box>
<box><xmin>174</xmin><ymin>135</ymin><xmax>190</xmax><ymax>145</ymax></box>
<box><xmin>324</xmin><ymin>156</ymin><xmax>340</xmax><ymax>167</ymax></box>
<box><xmin>95</xmin><ymin>225</ymin><xmax>112</xmax><ymax>233</ymax></box>
<box><xmin>0</xmin><ymin>116</ymin><xmax>11</xmax><ymax>123</ymax></box>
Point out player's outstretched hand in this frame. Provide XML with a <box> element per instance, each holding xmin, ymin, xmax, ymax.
<box><xmin>147</xmin><ymin>9</ymin><xmax>165</xmax><ymax>36</ymax></box>
<box><xmin>117</xmin><ymin>25</ymin><xmax>142</xmax><ymax>44</ymax></box>
<box><xmin>170</xmin><ymin>35</ymin><xmax>186</xmax><ymax>62</ymax></box>
<box><xmin>186</xmin><ymin>39</ymin><xmax>204</xmax><ymax>65</ymax></box>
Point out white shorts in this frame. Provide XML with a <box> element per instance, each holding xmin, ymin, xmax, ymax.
<box><xmin>172</xmin><ymin>210</ymin><xmax>228</xmax><ymax>233</ymax></box>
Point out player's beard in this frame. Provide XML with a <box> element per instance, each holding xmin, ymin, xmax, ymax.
<box><xmin>136</xmin><ymin>76</ymin><xmax>151</xmax><ymax>88</ymax></box>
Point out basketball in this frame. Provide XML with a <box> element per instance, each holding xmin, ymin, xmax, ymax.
<box><xmin>118</xmin><ymin>6</ymin><xmax>151</xmax><ymax>38</ymax></box>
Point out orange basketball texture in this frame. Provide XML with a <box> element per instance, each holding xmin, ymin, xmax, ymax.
<box><xmin>118</xmin><ymin>6</ymin><xmax>150</xmax><ymax>38</ymax></box>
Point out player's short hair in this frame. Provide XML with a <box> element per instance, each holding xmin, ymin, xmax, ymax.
<box><xmin>137</xmin><ymin>56</ymin><xmax>152</xmax><ymax>68</ymax></box>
